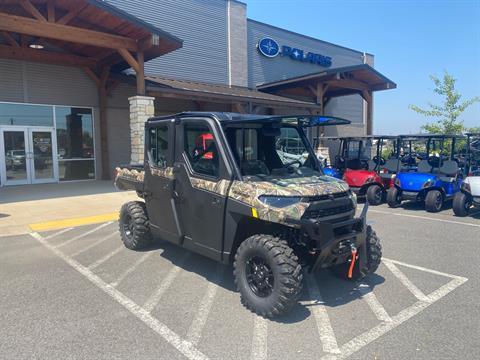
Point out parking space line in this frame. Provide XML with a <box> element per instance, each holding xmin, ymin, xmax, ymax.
<box><xmin>30</xmin><ymin>232</ymin><xmax>208</xmax><ymax>360</ymax></box>
<box><xmin>55</xmin><ymin>222</ymin><xmax>114</xmax><ymax>249</ymax></box>
<box><xmin>143</xmin><ymin>253</ymin><xmax>189</xmax><ymax>313</ymax></box>
<box><xmin>88</xmin><ymin>245</ymin><xmax>124</xmax><ymax>270</ymax></box>
<box><xmin>110</xmin><ymin>251</ymin><xmax>155</xmax><ymax>287</ymax></box>
<box><xmin>357</xmin><ymin>284</ymin><xmax>392</xmax><ymax>323</ymax></box>
<box><xmin>383</xmin><ymin>260</ymin><xmax>430</xmax><ymax>303</ymax></box>
<box><xmin>43</xmin><ymin>227</ymin><xmax>73</xmax><ymax>240</ymax></box>
<box><xmin>321</xmin><ymin>275</ymin><xmax>468</xmax><ymax>360</ymax></box>
<box><xmin>368</xmin><ymin>209</ymin><xmax>480</xmax><ymax>228</ymax></box>
<box><xmin>70</xmin><ymin>232</ymin><xmax>118</xmax><ymax>257</ymax></box>
<box><xmin>29</xmin><ymin>212</ymin><xmax>119</xmax><ymax>232</ymax></box>
<box><xmin>305</xmin><ymin>274</ymin><xmax>341</xmax><ymax>355</ymax></box>
<box><xmin>251</xmin><ymin>315</ymin><xmax>268</xmax><ymax>360</ymax></box>
<box><xmin>383</xmin><ymin>257</ymin><xmax>468</xmax><ymax>280</ymax></box>
<box><xmin>186</xmin><ymin>264</ymin><xmax>224</xmax><ymax>346</ymax></box>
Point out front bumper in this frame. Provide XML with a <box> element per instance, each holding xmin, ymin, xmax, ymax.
<box><xmin>287</xmin><ymin>203</ymin><xmax>369</xmax><ymax>272</ymax></box>
<box><xmin>400</xmin><ymin>190</ymin><xmax>419</xmax><ymax>201</ymax></box>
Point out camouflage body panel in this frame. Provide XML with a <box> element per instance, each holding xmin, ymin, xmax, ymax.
<box><xmin>115</xmin><ymin>166</ymin><xmax>145</xmax><ymax>182</ymax></box>
<box><xmin>150</xmin><ymin>166</ymin><xmax>174</xmax><ymax>179</ymax></box>
<box><xmin>228</xmin><ymin>175</ymin><xmax>350</xmax><ymax>225</ymax></box>
<box><xmin>189</xmin><ymin>177</ymin><xmax>230</xmax><ymax>196</ymax></box>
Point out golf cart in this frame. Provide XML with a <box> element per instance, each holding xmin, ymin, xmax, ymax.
<box><xmin>387</xmin><ymin>134</ymin><xmax>466</xmax><ymax>212</ymax></box>
<box><xmin>326</xmin><ymin>136</ymin><xmax>401</xmax><ymax>205</ymax></box>
<box><xmin>115</xmin><ymin>112</ymin><xmax>382</xmax><ymax>318</ymax></box>
<box><xmin>453</xmin><ymin>133</ymin><xmax>480</xmax><ymax>216</ymax></box>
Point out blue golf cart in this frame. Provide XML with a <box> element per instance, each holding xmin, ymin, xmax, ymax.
<box><xmin>386</xmin><ymin>134</ymin><xmax>466</xmax><ymax>212</ymax></box>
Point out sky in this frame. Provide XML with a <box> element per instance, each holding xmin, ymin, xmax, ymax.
<box><xmin>242</xmin><ymin>0</ymin><xmax>480</xmax><ymax>134</ymax></box>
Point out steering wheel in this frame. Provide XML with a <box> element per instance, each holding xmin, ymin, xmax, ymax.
<box><xmin>428</xmin><ymin>156</ymin><xmax>441</xmax><ymax>168</ymax></box>
<box><xmin>372</xmin><ymin>155</ymin><xmax>386</xmax><ymax>166</ymax></box>
<box><xmin>283</xmin><ymin>159</ymin><xmax>303</xmax><ymax>168</ymax></box>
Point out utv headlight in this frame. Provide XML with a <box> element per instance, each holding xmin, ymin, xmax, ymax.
<box><xmin>422</xmin><ymin>179</ymin><xmax>435</xmax><ymax>188</ymax></box>
<box><xmin>365</xmin><ymin>176</ymin><xmax>375</xmax><ymax>183</ymax></box>
<box><xmin>258</xmin><ymin>195</ymin><xmax>301</xmax><ymax>208</ymax></box>
<box><xmin>461</xmin><ymin>182</ymin><xmax>471</xmax><ymax>193</ymax></box>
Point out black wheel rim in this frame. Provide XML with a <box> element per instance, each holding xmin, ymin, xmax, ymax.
<box><xmin>465</xmin><ymin>199</ymin><xmax>472</xmax><ymax>211</ymax></box>
<box><xmin>374</xmin><ymin>187</ymin><xmax>382</xmax><ymax>203</ymax></box>
<box><xmin>245</xmin><ymin>256</ymin><xmax>274</xmax><ymax>298</ymax></box>
<box><xmin>122</xmin><ymin>214</ymin><xmax>134</xmax><ymax>240</ymax></box>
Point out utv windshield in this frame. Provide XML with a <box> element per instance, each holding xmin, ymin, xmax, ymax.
<box><xmin>224</xmin><ymin>123</ymin><xmax>321</xmax><ymax>179</ymax></box>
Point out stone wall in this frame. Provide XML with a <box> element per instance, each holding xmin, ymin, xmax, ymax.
<box><xmin>129</xmin><ymin>95</ymin><xmax>155</xmax><ymax>164</ymax></box>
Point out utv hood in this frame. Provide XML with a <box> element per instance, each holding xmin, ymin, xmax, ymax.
<box><xmin>396</xmin><ymin>172</ymin><xmax>436</xmax><ymax>191</ymax></box>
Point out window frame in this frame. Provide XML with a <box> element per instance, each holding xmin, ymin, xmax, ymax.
<box><xmin>145</xmin><ymin>119</ymin><xmax>174</xmax><ymax>169</ymax></box>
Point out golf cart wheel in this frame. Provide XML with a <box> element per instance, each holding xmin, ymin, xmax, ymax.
<box><xmin>425</xmin><ymin>190</ymin><xmax>443</xmax><ymax>213</ymax></box>
<box><xmin>119</xmin><ymin>201</ymin><xmax>152</xmax><ymax>250</ymax></box>
<box><xmin>331</xmin><ymin>225</ymin><xmax>382</xmax><ymax>280</ymax></box>
<box><xmin>233</xmin><ymin>234</ymin><xmax>303</xmax><ymax>318</ymax></box>
<box><xmin>387</xmin><ymin>187</ymin><xmax>402</xmax><ymax>208</ymax></box>
<box><xmin>366</xmin><ymin>184</ymin><xmax>383</xmax><ymax>206</ymax></box>
<box><xmin>453</xmin><ymin>192</ymin><xmax>471</xmax><ymax>217</ymax></box>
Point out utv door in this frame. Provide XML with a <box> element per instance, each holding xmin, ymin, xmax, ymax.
<box><xmin>144</xmin><ymin>120</ymin><xmax>181</xmax><ymax>244</ymax></box>
<box><xmin>173</xmin><ymin>117</ymin><xmax>231</xmax><ymax>261</ymax></box>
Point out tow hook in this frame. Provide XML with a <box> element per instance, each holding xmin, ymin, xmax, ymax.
<box><xmin>347</xmin><ymin>244</ymin><xmax>358</xmax><ymax>279</ymax></box>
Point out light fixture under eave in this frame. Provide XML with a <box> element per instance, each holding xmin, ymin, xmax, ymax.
<box><xmin>29</xmin><ymin>44</ymin><xmax>44</xmax><ymax>50</ymax></box>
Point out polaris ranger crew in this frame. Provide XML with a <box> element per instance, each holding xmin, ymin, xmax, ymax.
<box><xmin>115</xmin><ymin>112</ymin><xmax>382</xmax><ymax>318</ymax></box>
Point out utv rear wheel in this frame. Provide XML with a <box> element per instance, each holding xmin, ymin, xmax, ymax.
<box><xmin>119</xmin><ymin>201</ymin><xmax>152</xmax><ymax>250</ymax></box>
<box><xmin>387</xmin><ymin>187</ymin><xmax>402</xmax><ymax>208</ymax></box>
<box><xmin>425</xmin><ymin>190</ymin><xmax>443</xmax><ymax>213</ymax></box>
<box><xmin>233</xmin><ymin>234</ymin><xmax>303</xmax><ymax>318</ymax></box>
<box><xmin>366</xmin><ymin>184</ymin><xmax>383</xmax><ymax>205</ymax></box>
<box><xmin>331</xmin><ymin>225</ymin><xmax>382</xmax><ymax>280</ymax></box>
<box><xmin>453</xmin><ymin>192</ymin><xmax>471</xmax><ymax>217</ymax></box>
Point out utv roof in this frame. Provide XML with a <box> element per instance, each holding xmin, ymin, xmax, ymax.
<box><xmin>315</xmin><ymin>135</ymin><xmax>399</xmax><ymax>140</ymax></box>
<box><xmin>148</xmin><ymin>112</ymin><xmax>351</xmax><ymax>126</ymax></box>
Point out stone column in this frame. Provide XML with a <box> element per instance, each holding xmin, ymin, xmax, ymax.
<box><xmin>129</xmin><ymin>95</ymin><xmax>155</xmax><ymax>164</ymax></box>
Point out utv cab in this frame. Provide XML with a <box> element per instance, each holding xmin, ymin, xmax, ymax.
<box><xmin>324</xmin><ymin>136</ymin><xmax>400</xmax><ymax>205</ymax></box>
<box><xmin>115</xmin><ymin>112</ymin><xmax>382</xmax><ymax>318</ymax></box>
<box><xmin>387</xmin><ymin>134</ymin><xmax>466</xmax><ymax>212</ymax></box>
<box><xmin>453</xmin><ymin>133</ymin><xmax>480</xmax><ymax>216</ymax></box>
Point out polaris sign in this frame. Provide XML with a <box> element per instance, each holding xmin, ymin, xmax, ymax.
<box><xmin>257</xmin><ymin>37</ymin><xmax>332</xmax><ymax>68</ymax></box>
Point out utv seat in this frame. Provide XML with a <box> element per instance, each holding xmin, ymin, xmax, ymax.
<box><xmin>379</xmin><ymin>159</ymin><xmax>400</xmax><ymax>179</ymax></box>
<box><xmin>438</xmin><ymin>160</ymin><xmax>459</xmax><ymax>182</ymax></box>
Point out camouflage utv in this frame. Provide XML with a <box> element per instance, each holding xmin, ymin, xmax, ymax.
<box><xmin>115</xmin><ymin>112</ymin><xmax>382</xmax><ymax>318</ymax></box>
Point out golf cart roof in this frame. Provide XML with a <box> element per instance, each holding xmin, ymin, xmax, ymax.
<box><xmin>399</xmin><ymin>134</ymin><xmax>466</xmax><ymax>141</ymax></box>
<box><xmin>316</xmin><ymin>135</ymin><xmax>399</xmax><ymax>141</ymax></box>
<box><xmin>466</xmin><ymin>132</ymin><xmax>480</xmax><ymax>137</ymax></box>
<box><xmin>148</xmin><ymin>112</ymin><xmax>351</xmax><ymax>127</ymax></box>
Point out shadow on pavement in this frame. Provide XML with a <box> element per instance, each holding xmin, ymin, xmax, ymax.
<box><xmin>137</xmin><ymin>239</ymin><xmax>385</xmax><ymax>324</ymax></box>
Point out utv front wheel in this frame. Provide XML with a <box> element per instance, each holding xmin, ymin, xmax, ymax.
<box><xmin>453</xmin><ymin>192</ymin><xmax>471</xmax><ymax>217</ymax></box>
<box><xmin>366</xmin><ymin>184</ymin><xmax>383</xmax><ymax>205</ymax></box>
<box><xmin>331</xmin><ymin>225</ymin><xmax>382</xmax><ymax>280</ymax></box>
<box><xmin>119</xmin><ymin>201</ymin><xmax>152</xmax><ymax>250</ymax></box>
<box><xmin>387</xmin><ymin>187</ymin><xmax>402</xmax><ymax>208</ymax></box>
<box><xmin>425</xmin><ymin>190</ymin><xmax>443</xmax><ymax>213</ymax></box>
<box><xmin>233</xmin><ymin>235</ymin><xmax>303</xmax><ymax>318</ymax></box>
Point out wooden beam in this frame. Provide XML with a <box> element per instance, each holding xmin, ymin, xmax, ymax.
<box><xmin>47</xmin><ymin>0</ymin><xmax>55</xmax><ymax>22</ymax></box>
<box><xmin>57</xmin><ymin>4</ymin><xmax>88</xmax><ymax>25</ymax></box>
<box><xmin>0</xmin><ymin>44</ymin><xmax>97</xmax><ymax>67</ymax></box>
<box><xmin>82</xmin><ymin>67</ymin><xmax>100</xmax><ymax>87</ymax></box>
<box><xmin>1</xmin><ymin>31</ymin><xmax>19</xmax><ymax>47</ymax></box>
<box><xmin>20</xmin><ymin>0</ymin><xmax>47</xmax><ymax>22</ymax></box>
<box><xmin>117</xmin><ymin>48</ymin><xmax>139</xmax><ymax>72</ymax></box>
<box><xmin>20</xmin><ymin>34</ymin><xmax>29</xmax><ymax>47</ymax></box>
<box><xmin>0</xmin><ymin>13</ymin><xmax>139</xmax><ymax>51</ymax></box>
<box><xmin>362</xmin><ymin>90</ymin><xmax>373</xmax><ymax>135</ymax></box>
<box><xmin>136</xmin><ymin>51</ymin><xmax>145</xmax><ymax>95</ymax></box>
<box><xmin>100</xmin><ymin>66</ymin><xmax>110</xmax><ymax>88</ymax></box>
<box><xmin>327</xmin><ymin>78</ymin><xmax>369</xmax><ymax>92</ymax></box>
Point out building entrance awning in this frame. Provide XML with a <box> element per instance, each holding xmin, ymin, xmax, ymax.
<box><xmin>257</xmin><ymin>64</ymin><xmax>396</xmax><ymax>135</ymax></box>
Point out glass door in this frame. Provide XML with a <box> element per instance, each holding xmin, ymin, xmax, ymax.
<box><xmin>0</xmin><ymin>128</ymin><xmax>30</xmax><ymax>185</ymax></box>
<box><xmin>1</xmin><ymin>127</ymin><xmax>58</xmax><ymax>185</ymax></box>
<box><xmin>29</xmin><ymin>128</ymin><xmax>58</xmax><ymax>184</ymax></box>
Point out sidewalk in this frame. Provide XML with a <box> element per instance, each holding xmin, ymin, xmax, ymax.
<box><xmin>0</xmin><ymin>181</ymin><xmax>137</xmax><ymax>236</ymax></box>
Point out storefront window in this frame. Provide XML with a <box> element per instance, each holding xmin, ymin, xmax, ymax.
<box><xmin>0</xmin><ymin>103</ymin><xmax>53</xmax><ymax>126</ymax></box>
<box><xmin>55</xmin><ymin>107</ymin><xmax>95</xmax><ymax>181</ymax></box>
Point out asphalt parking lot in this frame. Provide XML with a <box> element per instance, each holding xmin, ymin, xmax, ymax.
<box><xmin>1</xmin><ymin>202</ymin><xmax>479</xmax><ymax>360</ymax></box>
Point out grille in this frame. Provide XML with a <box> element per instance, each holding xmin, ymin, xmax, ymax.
<box><xmin>306</xmin><ymin>191</ymin><xmax>349</xmax><ymax>202</ymax></box>
<box><xmin>302</xmin><ymin>203</ymin><xmax>354</xmax><ymax>220</ymax></box>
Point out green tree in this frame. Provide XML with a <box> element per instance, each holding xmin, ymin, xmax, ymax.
<box><xmin>409</xmin><ymin>70</ymin><xmax>479</xmax><ymax>134</ymax></box>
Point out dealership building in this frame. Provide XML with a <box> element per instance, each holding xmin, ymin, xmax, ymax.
<box><xmin>0</xmin><ymin>0</ymin><xmax>396</xmax><ymax>186</ymax></box>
